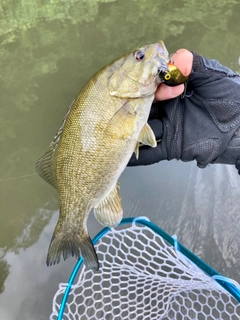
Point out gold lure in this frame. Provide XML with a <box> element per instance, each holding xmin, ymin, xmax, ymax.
<box><xmin>159</xmin><ymin>62</ymin><xmax>188</xmax><ymax>86</ymax></box>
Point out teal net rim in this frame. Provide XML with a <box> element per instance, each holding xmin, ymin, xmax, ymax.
<box><xmin>56</xmin><ymin>216</ymin><xmax>240</xmax><ymax>320</ymax></box>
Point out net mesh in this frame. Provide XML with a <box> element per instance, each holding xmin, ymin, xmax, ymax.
<box><xmin>50</xmin><ymin>219</ymin><xmax>240</xmax><ymax>320</ymax></box>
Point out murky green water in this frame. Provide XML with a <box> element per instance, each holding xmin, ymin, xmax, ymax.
<box><xmin>0</xmin><ymin>0</ymin><xmax>240</xmax><ymax>319</ymax></box>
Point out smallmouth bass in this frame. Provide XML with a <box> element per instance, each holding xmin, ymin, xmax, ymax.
<box><xmin>36</xmin><ymin>41</ymin><xmax>174</xmax><ymax>271</ymax></box>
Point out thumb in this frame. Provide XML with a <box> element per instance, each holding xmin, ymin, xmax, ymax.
<box><xmin>155</xmin><ymin>83</ymin><xmax>184</xmax><ymax>101</ymax></box>
<box><xmin>171</xmin><ymin>49</ymin><xmax>193</xmax><ymax>76</ymax></box>
<box><xmin>155</xmin><ymin>49</ymin><xmax>193</xmax><ymax>101</ymax></box>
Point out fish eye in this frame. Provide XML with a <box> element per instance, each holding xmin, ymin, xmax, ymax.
<box><xmin>135</xmin><ymin>50</ymin><xmax>145</xmax><ymax>61</ymax></box>
<box><xmin>164</xmin><ymin>73</ymin><xmax>171</xmax><ymax>81</ymax></box>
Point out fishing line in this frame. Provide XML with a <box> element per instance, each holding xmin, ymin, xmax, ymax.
<box><xmin>0</xmin><ymin>173</ymin><xmax>37</xmax><ymax>182</ymax></box>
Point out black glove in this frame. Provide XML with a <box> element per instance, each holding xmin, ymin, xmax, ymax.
<box><xmin>128</xmin><ymin>52</ymin><xmax>240</xmax><ymax>170</ymax></box>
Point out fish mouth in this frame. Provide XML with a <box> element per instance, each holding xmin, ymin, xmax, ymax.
<box><xmin>157</xmin><ymin>57</ymin><xmax>169</xmax><ymax>78</ymax></box>
<box><xmin>158</xmin><ymin>69</ymin><xmax>168</xmax><ymax>80</ymax></box>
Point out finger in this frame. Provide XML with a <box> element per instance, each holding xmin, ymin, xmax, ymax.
<box><xmin>154</xmin><ymin>49</ymin><xmax>193</xmax><ymax>101</ymax></box>
<box><xmin>171</xmin><ymin>49</ymin><xmax>193</xmax><ymax>76</ymax></box>
<box><xmin>155</xmin><ymin>83</ymin><xmax>184</xmax><ymax>101</ymax></box>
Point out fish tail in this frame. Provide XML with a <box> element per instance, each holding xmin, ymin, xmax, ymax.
<box><xmin>46</xmin><ymin>224</ymin><xmax>99</xmax><ymax>271</ymax></box>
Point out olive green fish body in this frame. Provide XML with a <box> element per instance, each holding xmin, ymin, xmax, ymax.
<box><xmin>36</xmin><ymin>41</ymin><xmax>170</xmax><ymax>270</ymax></box>
<box><xmin>56</xmin><ymin>68</ymin><xmax>151</xmax><ymax>209</ymax></box>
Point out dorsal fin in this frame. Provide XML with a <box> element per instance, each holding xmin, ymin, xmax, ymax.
<box><xmin>36</xmin><ymin>147</ymin><xmax>58</xmax><ymax>189</ymax></box>
<box><xmin>36</xmin><ymin>99</ymin><xmax>75</xmax><ymax>189</ymax></box>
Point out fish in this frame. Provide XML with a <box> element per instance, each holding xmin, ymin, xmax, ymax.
<box><xmin>36</xmin><ymin>41</ymin><xmax>171</xmax><ymax>271</ymax></box>
<box><xmin>159</xmin><ymin>62</ymin><xmax>188</xmax><ymax>86</ymax></box>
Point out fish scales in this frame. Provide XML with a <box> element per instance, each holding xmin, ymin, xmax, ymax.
<box><xmin>57</xmin><ymin>70</ymin><xmax>131</xmax><ymax>211</ymax></box>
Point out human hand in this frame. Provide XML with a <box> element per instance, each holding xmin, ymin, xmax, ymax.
<box><xmin>154</xmin><ymin>49</ymin><xmax>193</xmax><ymax>102</ymax></box>
<box><xmin>128</xmin><ymin>49</ymin><xmax>193</xmax><ymax>166</ymax></box>
<box><xmin>128</xmin><ymin>48</ymin><xmax>240</xmax><ymax>169</ymax></box>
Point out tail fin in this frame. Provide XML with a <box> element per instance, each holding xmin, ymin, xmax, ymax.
<box><xmin>46</xmin><ymin>225</ymin><xmax>99</xmax><ymax>271</ymax></box>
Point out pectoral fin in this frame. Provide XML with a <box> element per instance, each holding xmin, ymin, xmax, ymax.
<box><xmin>105</xmin><ymin>101</ymin><xmax>130</xmax><ymax>129</ymax></box>
<box><xmin>104</xmin><ymin>102</ymin><xmax>137</xmax><ymax>140</ymax></box>
<box><xmin>94</xmin><ymin>182</ymin><xmax>122</xmax><ymax>228</ymax></box>
<box><xmin>138</xmin><ymin>123</ymin><xmax>157</xmax><ymax>147</ymax></box>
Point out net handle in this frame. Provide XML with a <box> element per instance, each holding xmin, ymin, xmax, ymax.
<box><xmin>56</xmin><ymin>216</ymin><xmax>240</xmax><ymax>320</ymax></box>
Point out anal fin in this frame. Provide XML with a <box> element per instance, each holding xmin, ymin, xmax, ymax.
<box><xmin>94</xmin><ymin>182</ymin><xmax>122</xmax><ymax>228</ymax></box>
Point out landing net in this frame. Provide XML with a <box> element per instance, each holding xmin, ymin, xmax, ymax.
<box><xmin>50</xmin><ymin>217</ymin><xmax>240</xmax><ymax>320</ymax></box>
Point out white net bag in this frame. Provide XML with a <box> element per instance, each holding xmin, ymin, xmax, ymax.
<box><xmin>50</xmin><ymin>217</ymin><xmax>240</xmax><ymax>320</ymax></box>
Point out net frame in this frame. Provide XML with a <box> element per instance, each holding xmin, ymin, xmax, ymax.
<box><xmin>52</xmin><ymin>216</ymin><xmax>240</xmax><ymax>320</ymax></box>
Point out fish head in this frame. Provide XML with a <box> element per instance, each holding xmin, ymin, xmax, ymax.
<box><xmin>109</xmin><ymin>41</ymin><xmax>170</xmax><ymax>98</ymax></box>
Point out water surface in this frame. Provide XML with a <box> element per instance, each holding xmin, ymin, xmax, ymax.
<box><xmin>0</xmin><ymin>0</ymin><xmax>240</xmax><ymax>319</ymax></box>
